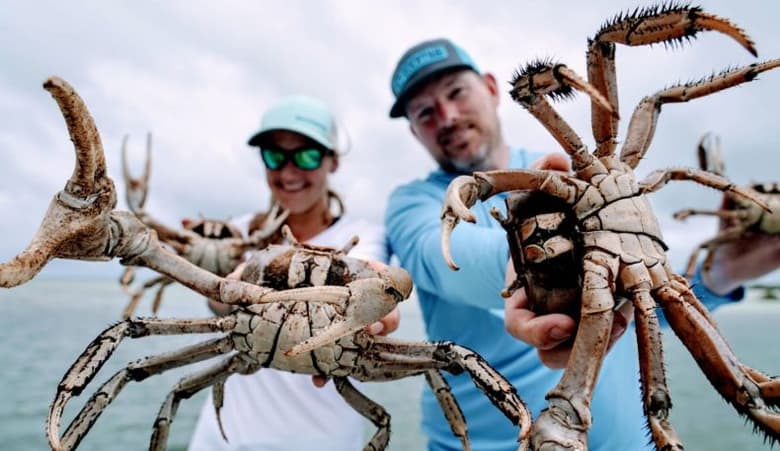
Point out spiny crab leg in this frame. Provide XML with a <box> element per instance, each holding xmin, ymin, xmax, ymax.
<box><xmin>440</xmin><ymin>170</ymin><xmax>582</xmax><ymax>270</ymax></box>
<box><xmin>639</xmin><ymin>167</ymin><xmax>771</xmax><ymax>212</ymax></box>
<box><xmin>121</xmin><ymin>133</ymin><xmax>152</xmax><ymax>214</ymax></box>
<box><xmin>620</xmin><ymin>59</ymin><xmax>780</xmax><ymax>168</ymax></box>
<box><xmin>589</xmin><ymin>4</ymin><xmax>757</xmax><ymax>158</ymax></box>
<box><xmin>510</xmin><ymin>61</ymin><xmax>615</xmax><ymax>170</ymax></box>
<box><xmin>594</xmin><ymin>5</ymin><xmax>756</xmax><ymax>55</ymax></box>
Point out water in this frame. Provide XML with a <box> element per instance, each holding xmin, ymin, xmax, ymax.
<box><xmin>1</xmin><ymin>279</ymin><xmax>779</xmax><ymax>451</ymax></box>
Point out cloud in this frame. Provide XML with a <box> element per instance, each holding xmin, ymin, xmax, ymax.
<box><xmin>1</xmin><ymin>0</ymin><xmax>779</xmax><ymax>283</ymax></box>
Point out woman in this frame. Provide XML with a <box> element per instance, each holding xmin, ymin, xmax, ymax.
<box><xmin>188</xmin><ymin>95</ymin><xmax>390</xmax><ymax>450</ymax></box>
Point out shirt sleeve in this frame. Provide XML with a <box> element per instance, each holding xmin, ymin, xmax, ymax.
<box><xmin>688</xmin><ymin>264</ymin><xmax>745</xmax><ymax>309</ymax></box>
<box><xmin>385</xmin><ymin>182</ymin><xmax>508</xmax><ymax>311</ymax></box>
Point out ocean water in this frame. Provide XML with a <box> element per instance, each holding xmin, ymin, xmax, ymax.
<box><xmin>0</xmin><ymin>278</ymin><xmax>778</xmax><ymax>451</ymax></box>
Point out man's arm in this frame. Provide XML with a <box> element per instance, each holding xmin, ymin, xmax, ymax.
<box><xmin>386</xmin><ymin>182</ymin><xmax>509</xmax><ymax>311</ymax></box>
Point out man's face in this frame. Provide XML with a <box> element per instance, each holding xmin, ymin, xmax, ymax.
<box><xmin>406</xmin><ymin>70</ymin><xmax>501</xmax><ymax>173</ymax></box>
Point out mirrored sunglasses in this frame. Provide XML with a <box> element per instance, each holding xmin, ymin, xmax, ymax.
<box><xmin>260</xmin><ymin>146</ymin><xmax>331</xmax><ymax>171</ymax></box>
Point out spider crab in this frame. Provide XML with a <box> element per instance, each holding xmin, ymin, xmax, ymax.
<box><xmin>0</xmin><ymin>77</ymin><xmax>532</xmax><ymax>451</ymax></box>
<box><xmin>118</xmin><ymin>134</ymin><xmax>289</xmax><ymax>318</ymax></box>
<box><xmin>441</xmin><ymin>4</ymin><xmax>780</xmax><ymax>450</ymax></box>
<box><xmin>675</xmin><ymin>132</ymin><xmax>780</xmax><ymax>279</ymax></box>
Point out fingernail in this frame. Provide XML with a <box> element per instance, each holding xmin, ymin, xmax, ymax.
<box><xmin>549</xmin><ymin>327</ymin><xmax>571</xmax><ymax>341</ymax></box>
<box><xmin>368</xmin><ymin>323</ymin><xmax>384</xmax><ymax>335</ymax></box>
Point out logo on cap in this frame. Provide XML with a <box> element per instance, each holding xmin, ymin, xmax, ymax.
<box><xmin>392</xmin><ymin>44</ymin><xmax>449</xmax><ymax>96</ymax></box>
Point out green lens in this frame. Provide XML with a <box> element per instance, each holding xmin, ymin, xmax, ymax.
<box><xmin>293</xmin><ymin>148</ymin><xmax>323</xmax><ymax>170</ymax></box>
<box><xmin>261</xmin><ymin>149</ymin><xmax>287</xmax><ymax>170</ymax></box>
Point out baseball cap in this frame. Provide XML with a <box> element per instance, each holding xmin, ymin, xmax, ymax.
<box><xmin>248</xmin><ymin>95</ymin><xmax>336</xmax><ymax>149</ymax></box>
<box><xmin>389</xmin><ymin>38</ymin><xmax>479</xmax><ymax>118</ymax></box>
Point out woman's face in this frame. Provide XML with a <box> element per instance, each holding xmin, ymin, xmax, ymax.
<box><xmin>261</xmin><ymin>130</ymin><xmax>337</xmax><ymax>215</ymax></box>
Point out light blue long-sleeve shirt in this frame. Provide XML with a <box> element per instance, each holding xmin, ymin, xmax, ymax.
<box><xmin>385</xmin><ymin>147</ymin><xmax>742</xmax><ymax>451</ymax></box>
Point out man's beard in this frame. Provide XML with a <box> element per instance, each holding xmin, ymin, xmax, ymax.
<box><xmin>441</xmin><ymin>143</ymin><xmax>492</xmax><ymax>174</ymax></box>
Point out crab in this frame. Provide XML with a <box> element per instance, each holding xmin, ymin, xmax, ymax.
<box><xmin>675</xmin><ymin>132</ymin><xmax>780</xmax><ymax>279</ymax></box>
<box><xmin>0</xmin><ymin>77</ymin><xmax>532</xmax><ymax>451</ymax></box>
<box><xmin>118</xmin><ymin>133</ymin><xmax>289</xmax><ymax>318</ymax></box>
<box><xmin>440</xmin><ymin>4</ymin><xmax>780</xmax><ymax>450</ymax></box>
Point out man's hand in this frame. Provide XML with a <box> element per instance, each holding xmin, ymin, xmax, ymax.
<box><xmin>503</xmin><ymin>255</ymin><xmax>632</xmax><ymax>369</ymax></box>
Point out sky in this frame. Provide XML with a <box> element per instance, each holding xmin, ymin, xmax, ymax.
<box><xmin>1</xmin><ymin>0</ymin><xmax>779</xmax><ymax>282</ymax></box>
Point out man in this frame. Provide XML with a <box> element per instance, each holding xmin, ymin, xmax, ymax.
<box><xmin>384</xmin><ymin>38</ymin><xmax>779</xmax><ymax>450</ymax></box>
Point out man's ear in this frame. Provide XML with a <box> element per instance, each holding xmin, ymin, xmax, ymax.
<box><xmin>483</xmin><ymin>73</ymin><xmax>500</xmax><ymax>105</ymax></box>
<box><xmin>409</xmin><ymin>121</ymin><xmax>419</xmax><ymax>140</ymax></box>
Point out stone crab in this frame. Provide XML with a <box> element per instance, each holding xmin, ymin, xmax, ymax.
<box><xmin>118</xmin><ymin>133</ymin><xmax>289</xmax><ymax>318</ymax></box>
<box><xmin>440</xmin><ymin>4</ymin><xmax>780</xmax><ymax>450</ymax></box>
<box><xmin>675</xmin><ymin>132</ymin><xmax>780</xmax><ymax>279</ymax></box>
<box><xmin>0</xmin><ymin>77</ymin><xmax>532</xmax><ymax>451</ymax></box>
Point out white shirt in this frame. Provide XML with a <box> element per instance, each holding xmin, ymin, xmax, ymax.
<box><xmin>187</xmin><ymin>215</ymin><xmax>388</xmax><ymax>451</ymax></box>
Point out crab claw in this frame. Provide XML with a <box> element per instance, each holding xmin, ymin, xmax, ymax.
<box><xmin>285</xmin><ymin>267</ymin><xmax>412</xmax><ymax>356</ymax></box>
<box><xmin>0</xmin><ymin>76</ymin><xmax>117</xmax><ymax>288</ymax></box>
<box><xmin>440</xmin><ymin>175</ymin><xmax>485</xmax><ymax>271</ymax></box>
<box><xmin>121</xmin><ymin>133</ymin><xmax>152</xmax><ymax>214</ymax></box>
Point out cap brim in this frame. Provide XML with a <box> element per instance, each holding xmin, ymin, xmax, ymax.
<box><xmin>247</xmin><ymin>131</ymin><xmax>269</xmax><ymax>147</ymax></box>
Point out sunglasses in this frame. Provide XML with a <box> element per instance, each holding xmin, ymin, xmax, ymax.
<box><xmin>260</xmin><ymin>146</ymin><xmax>332</xmax><ymax>171</ymax></box>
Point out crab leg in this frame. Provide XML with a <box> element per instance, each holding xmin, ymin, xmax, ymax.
<box><xmin>244</xmin><ymin>201</ymin><xmax>289</xmax><ymax>248</ymax></box>
<box><xmin>673</xmin><ymin>208</ymin><xmax>747</xmax><ymax>221</ymax></box>
<box><xmin>334</xmin><ymin>377</ymin><xmax>398</xmax><ymax>451</ymax></box>
<box><xmin>638</xmin><ymin>167</ymin><xmax>770</xmax><ymax>212</ymax></box>
<box><xmin>531</xmin><ymin>250</ymin><xmax>618</xmax><ymax>451</ymax></box>
<box><xmin>633</xmin><ymin>287</ymin><xmax>683</xmax><ymax>450</ymax></box>
<box><xmin>620</xmin><ymin>59</ymin><xmax>780</xmax><ymax>168</ymax></box>
<box><xmin>121</xmin><ymin>133</ymin><xmax>151</xmax><ymax>214</ymax></box>
<box><xmin>366</xmin><ymin>337</ymin><xmax>531</xmax><ymax>450</ymax></box>
<box><xmin>149</xmin><ymin>355</ymin><xmax>254</xmax><ymax>451</ymax></box>
<box><xmin>121</xmin><ymin>275</ymin><xmax>174</xmax><ymax>319</ymax></box>
<box><xmin>511</xmin><ymin>62</ymin><xmax>614</xmax><ymax>171</ymax></box>
<box><xmin>441</xmin><ymin>170</ymin><xmax>584</xmax><ymax>270</ymax></box>
<box><xmin>657</xmin><ymin>285</ymin><xmax>780</xmax><ymax>441</ymax></box>
<box><xmin>588</xmin><ymin>4</ymin><xmax>757</xmax><ymax>158</ymax></box>
<box><xmin>48</xmin><ymin>317</ymin><xmax>235</xmax><ymax>450</ymax></box>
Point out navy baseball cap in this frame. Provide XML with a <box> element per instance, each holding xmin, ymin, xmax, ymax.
<box><xmin>389</xmin><ymin>38</ymin><xmax>479</xmax><ymax>118</ymax></box>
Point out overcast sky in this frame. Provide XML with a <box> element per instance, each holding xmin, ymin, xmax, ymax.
<box><xmin>1</xmin><ymin>1</ymin><xmax>779</xmax><ymax>283</ymax></box>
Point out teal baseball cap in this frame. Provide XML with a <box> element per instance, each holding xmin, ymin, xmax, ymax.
<box><xmin>248</xmin><ymin>95</ymin><xmax>336</xmax><ymax>149</ymax></box>
<box><xmin>389</xmin><ymin>38</ymin><xmax>479</xmax><ymax>118</ymax></box>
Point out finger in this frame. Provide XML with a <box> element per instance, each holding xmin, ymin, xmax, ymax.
<box><xmin>226</xmin><ymin>262</ymin><xmax>246</xmax><ymax>281</ymax></box>
<box><xmin>530</xmin><ymin>153</ymin><xmax>571</xmax><ymax>172</ymax></box>
<box><xmin>505</xmin><ymin>308</ymin><xmax>576</xmax><ymax>350</ymax></box>
<box><xmin>367</xmin><ymin>260</ymin><xmax>389</xmax><ymax>272</ymax></box>
<box><xmin>366</xmin><ymin>307</ymin><xmax>401</xmax><ymax>335</ymax></box>
<box><xmin>538</xmin><ymin>346</ymin><xmax>573</xmax><ymax>369</ymax></box>
<box><xmin>312</xmin><ymin>375</ymin><xmax>329</xmax><ymax>388</ymax></box>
